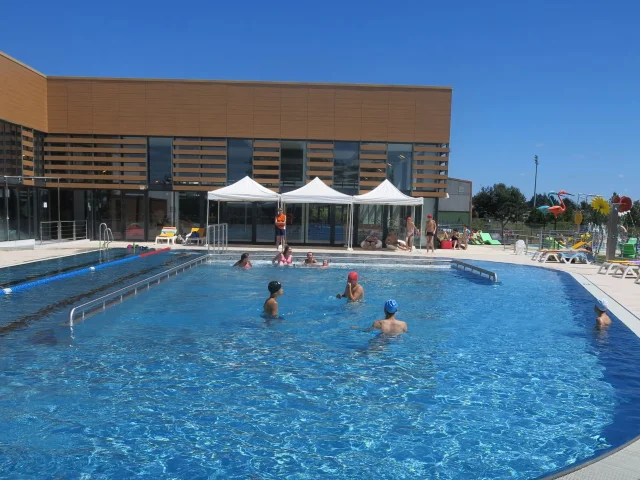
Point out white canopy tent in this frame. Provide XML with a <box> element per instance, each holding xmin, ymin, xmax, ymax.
<box><xmin>280</xmin><ymin>177</ymin><xmax>355</xmax><ymax>250</ymax></box>
<box><xmin>206</xmin><ymin>176</ymin><xmax>280</xmax><ymax>232</ymax></box>
<box><xmin>353</xmin><ymin>179</ymin><xmax>424</xmax><ymax>249</ymax></box>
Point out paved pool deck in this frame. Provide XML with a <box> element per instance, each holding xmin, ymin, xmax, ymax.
<box><xmin>1</xmin><ymin>240</ymin><xmax>639</xmax><ymax>478</ymax></box>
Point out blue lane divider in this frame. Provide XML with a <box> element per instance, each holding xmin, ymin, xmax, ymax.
<box><xmin>1</xmin><ymin>249</ymin><xmax>168</xmax><ymax>295</ymax></box>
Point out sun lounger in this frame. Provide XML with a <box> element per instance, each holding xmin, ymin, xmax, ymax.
<box><xmin>610</xmin><ymin>263</ymin><xmax>640</xmax><ymax>279</ymax></box>
<box><xmin>559</xmin><ymin>251</ymin><xmax>594</xmax><ymax>264</ymax></box>
<box><xmin>537</xmin><ymin>249</ymin><xmax>592</xmax><ymax>264</ymax></box>
<box><xmin>479</xmin><ymin>233</ymin><xmax>501</xmax><ymax>245</ymax></box>
<box><xmin>598</xmin><ymin>260</ymin><xmax>640</xmax><ymax>275</ymax></box>
<box><xmin>184</xmin><ymin>227</ymin><xmax>206</xmax><ymax>245</ymax></box>
<box><xmin>155</xmin><ymin>226</ymin><xmax>178</xmax><ymax>245</ymax></box>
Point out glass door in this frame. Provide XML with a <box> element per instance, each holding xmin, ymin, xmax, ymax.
<box><xmin>282</xmin><ymin>204</ymin><xmax>303</xmax><ymax>244</ymax></box>
<box><xmin>334</xmin><ymin>204</ymin><xmax>351</xmax><ymax>247</ymax></box>
<box><xmin>306</xmin><ymin>204</ymin><xmax>331</xmax><ymax>244</ymax></box>
<box><xmin>124</xmin><ymin>192</ymin><xmax>145</xmax><ymax>241</ymax></box>
<box><xmin>225</xmin><ymin>202</ymin><xmax>253</xmax><ymax>242</ymax></box>
<box><xmin>256</xmin><ymin>202</ymin><xmax>277</xmax><ymax>243</ymax></box>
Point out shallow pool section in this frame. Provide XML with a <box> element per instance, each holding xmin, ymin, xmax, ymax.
<box><xmin>1</xmin><ymin>261</ymin><xmax>640</xmax><ymax>479</ymax></box>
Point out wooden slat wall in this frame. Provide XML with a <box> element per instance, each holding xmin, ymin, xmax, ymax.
<box><xmin>46</xmin><ymin>78</ymin><xmax>452</xmax><ymax>143</ymax></box>
<box><xmin>0</xmin><ymin>53</ymin><xmax>47</xmax><ymax>132</ymax></box>
<box><xmin>21</xmin><ymin>128</ymin><xmax>35</xmax><ymax>177</ymax></box>
<box><xmin>413</xmin><ymin>143</ymin><xmax>449</xmax><ymax>195</ymax></box>
<box><xmin>173</xmin><ymin>138</ymin><xmax>226</xmax><ymax>190</ymax></box>
<box><xmin>306</xmin><ymin>142</ymin><xmax>333</xmax><ymax>185</ymax></box>
<box><xmin>43</xmin><ymin>135</ymin><xmax>148</xmax><ymax>189</ymax></box>
<box><xmin>253</xmin><ymin>140</ymin><xmax>280</xmax><ymax>187</ymax></box>
<box><xmin>358</xmin><ymin>143</ymin><xmax>387</xmax><ymax>193</ymax></box>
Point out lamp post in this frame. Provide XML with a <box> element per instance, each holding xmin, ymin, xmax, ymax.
<box><xmin>532</xmin><ymin>155</ymin><xmax>539</xmax><ymax>207</ymax></box>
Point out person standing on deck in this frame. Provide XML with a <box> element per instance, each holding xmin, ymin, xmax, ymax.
<box><xmin>275</xmin><ymin>208</ymin><xmax>287</xmax><ymax>251</ymax></box>
<box><xmin>425</xmin><ymin>214</ymin><xmax>437</xmax><ymax>253</ymax></box>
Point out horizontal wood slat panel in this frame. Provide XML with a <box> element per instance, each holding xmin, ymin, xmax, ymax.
<box><xmin>22</xmin><ymin>179</ymin><xmax>35</xmax><ymax>186</ymax></box>
<box><xmin>414</xmin><ymin>164</ymin><xmax>448</xmax><ymax>171</ymax></box>
<box><xmin>360</xmin><ymin>162</ymin><xmax>387</xmax><ymax>169</ymax></box>
<box><xmin>360</xmin><ymin>144</ymin><xmax>387</xmax><ymax>151</ymax></box>
<box><xmin>21</xmin><ymin>130</ymin><xmax>34</xmax><ymax>138</ymax></box>
<box><xmin>414</xmin><ymin>182</ymin><xmax>447</xmax><ymax>189</ymax></box>
<box><xmin>52</xmin><ymin>174</ymin><xmax>147</xmax><ymax>181</ymax></box>
<box><xmin>45</xmin><ymin>146</ymin><xmax>146</xmax><ymax>154</ymax></box>
<box><xmin>307</xmin><ymin>143</ymin><xmax>334</xmax><ymax>149</ymax></box>
<box><xmin>174</xmin><ymin>167</ymin><xmax>226</xmax><ymax>174</ymax></box>
<box><xmin>173</xmin><ymin>176</ymin><xmax>225</xmax><ymax>182</ymax></box>
<box><xmin>306</xmin><ymin>178</ymin><xmax>333</xmax><ymax>185</ymax></box>
<box><xmin>44</xmin><ymin>182</ymin><xmax>146</xmax><ymax>190</ymax></box>
<box><xmin>173</xmin><ymin>149</ymin><xmax>226</xmax><ymax>156</ymax></box>
<box><xmin>173</xmin><ymin>185</ymin><xmax>220</xmax><ymax>191</ymax></box>
<box><xmin>307</xmin><ymin>161</ymin><xmax>334</xmax><ymax>168</ymax></box>
<box><xmin>173</xmin><ymin>159</ymin><xmax>226</xmax><ymax>165</ymax></box>
<box><xmin>22</xmin><ymin>160</ymin><xmax>34</xmax><ymax>167</ymax></box>
<box><xmin>359</xmin><ymin>180</ymin><xmax>384</xmax><ymax>187</ymax></box>
<box><xmin>413</xmin><ymin>146</ymin><xmax>449</xmax><ymax>153</ymax></box>
<box><xmin>412</xmin><ymin>191</ymin><xmax>447</xmax><ymax>198</ymax></box>
<box><xmin>22</xmin><ymin>140</ymin><xmax>34</xmax><ymax>147</ymax></box>
<box><xmin>359</xmin><ymin>171</ymin><xmax>386</xmax><ymax>178</ymax></box>
<box><xmin>307</xmin><ymin>170</ymin><xmax>333</xmax><ymax>177</ymax></box>
<box><xmin>44</xmin><ymin>165</ymin><xmax>145</xmax><ymax>172</ymax></box>
<box><xmin>254</xmin><ymin>178</ymin><xmax>280</xmax><ymax>184</ymax></box>
<box><xmin>44</xmin><ymin>137</ymin><xmax>147</xmax><ymax>144</ymax></box>
<box><xmin>253</xmin><ymin>160</ymin><xmax>279</xmax><ymax>166</ymax></box>
<box><xmin>307</xmin><ymin>151</ymin><xmax>334</xmax><ymax>159</ymax></box>
<box><xmin>252</xmin><ymin>151</ymin><xmax>279</xmax><ymax>157</ymax></box>
<box><xmin>173</xmin><ymin>140</ymin><xmax>226</xmax><ymax>147</ymax></box>
<box><xmin>414</xmin><ymin>173</ymin><xmax>448</xmax><ymax>179</ymax></box>
<box><xmin>253</xmin><ymin>141</ymin><xmax>280</xmax><ymax>148</ymax></box>
<box><xmin>360</xmin><ymin>153</ymin><xmax>387</xmax><ymax>160</ymax></box>
<box><xmin>253</xmin><ymin>169</ymin><xmax>280</xmax><ymax>176</ymax></box>
<box><xmin>44</xmin><ymin>155</ymin><xmax>147</xmax><ymax>163</ymax></box>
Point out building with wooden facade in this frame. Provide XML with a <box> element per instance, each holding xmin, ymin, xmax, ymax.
<box><xmin>0</xmin><ymin>51</ymin><xmax>452</xmax><ymax>245</ymax></box>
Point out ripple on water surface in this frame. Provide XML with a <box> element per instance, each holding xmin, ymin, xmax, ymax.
<box><xmin>0</xmin><ymin>260</ymin><xmax>639</xmax><ymax>479</ymax></box>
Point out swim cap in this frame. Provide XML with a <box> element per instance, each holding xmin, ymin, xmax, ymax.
<box><xmin>347</xmin><ymin>271</ymin><xmax>358</xmax><ymax>282</ymax></box>
<box><xmin>427</xmin><ymin>214</ymin><xmax>432</xmax><ymax>218</ymax></box>
<box><xmin>595</xmin><ymin>298</ymin><xmax>608</xmax><ymax>312</ymax></box>
<box><xmin>268</xmin><ymin>281</ymin><xmax>282</xmax><ymax>294</ymax></box>
<box><xmin>384</xmin><ymin>299</ymin><xmax>398</xmax><ymax>314</ymax></box>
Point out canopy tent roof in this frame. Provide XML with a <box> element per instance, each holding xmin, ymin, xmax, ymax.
<box><xmin>280</xmin><ymin>177</ymin><xmax>353</xmax><ymax>204</ymax></box>
<box><xmin>207</xmin><ymin>176</ymin><xmax>280</xmax><ymax>202</ymax></box>
<box><xmin>353</xmin><ymin>179</ymin><xmax>423</xmax><ymax>206</ymax></box>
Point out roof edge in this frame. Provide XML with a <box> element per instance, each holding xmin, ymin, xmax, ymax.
<box><xmin>47</xmin><ymin>75</ymin><xmax>452</xmax><ymax>91</ymax></box>
<box><xmin>0</xmin><ymin>51</ymin><xmax>46</xmax><ymax>78</ymax></box>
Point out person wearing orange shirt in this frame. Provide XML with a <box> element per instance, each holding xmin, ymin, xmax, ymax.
<box><xmin>275</xmin><ymin>208</ymin><xmax>287</xmax><ymax>251</ymax></box>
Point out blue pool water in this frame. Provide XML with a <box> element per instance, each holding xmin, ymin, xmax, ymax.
<box><xmin>1</xmin><ymin>260</ymin><xmax>639</xmax><ymax>479</ymax></box>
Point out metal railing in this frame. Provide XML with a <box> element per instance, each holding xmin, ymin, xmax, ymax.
<box><xmin>40</xmin><ymin>221</ymin><xmax>88</xmax><ymax>244</ymax></box>
<box><xmin>207</xmin><ymin>223</ymin><xmax>228</xmax><ymax>254</ymax></box>
<box><xmin>69</xmin><ymin>254</ymin><xmax>209</xmax><ymax>327</ymax></box>
<box><xmin>451</xmin><ymin>260</ymin><xmax>499</xmax><ymax>282</ymax></box>
<box><xmin>98</xmin><ymin>223</ymin><xmax>114</xmax><ymax>250</ymax></box>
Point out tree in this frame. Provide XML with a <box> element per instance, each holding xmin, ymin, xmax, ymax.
<box><xmin>472</xmin><ymin>183</ymin><xmax>528</xmax><ymax>239</ymax></box>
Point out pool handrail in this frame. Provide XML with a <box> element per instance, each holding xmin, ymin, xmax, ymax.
<box><xmin>450</xmin><ymin>260</ymin><xmax>499</xmax><ymax>282</ymax></box>
<box><xmin>68</xmin><ymin>254</ymin><xmax>209</xmax><ymax>327</ymax></box>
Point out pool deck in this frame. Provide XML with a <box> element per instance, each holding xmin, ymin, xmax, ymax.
<box><xmin>1</xmin><ymin>240</ymin><xmax>639</xmax><ymax>478</ymax></box>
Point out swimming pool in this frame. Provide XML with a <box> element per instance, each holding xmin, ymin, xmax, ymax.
<box><xmin>1</xmin><ymin>259</ymin><xmax>639</xmax><ymax>479</ymax></box>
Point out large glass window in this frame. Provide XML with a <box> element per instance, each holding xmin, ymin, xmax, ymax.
<box><xmin>125</xmin><ymin>192</ymin><xmax>146</xmax><ymax>241</ymax></box>
<box><xmin>177</xmin><ymin>192</ymin><xmax>204</xmax><ymax>233</ymax></box>
<box><xmin>228</xmin><ymin>139</ymin><xmax>253</xmax><ymax>183</ymax></box>
<box><xmin>148</xmin><ymin>137</ymin><xmax>173</xmax><ymax>189</ymax></box>
<box><xmin>333</xmin><ymin>142</ymin><xmax>359</xmax><ymax>194</ymax></box>
<box><xmin>149</xmin><ymin>191</ymin><xmax>174</xmax><ymax>239</ymax></box>
<box><xmin>224</xmin><ymin>202</ymin><xmax>253</xmax><ymax>242</ymax></box>
<box><xmin>257</xmin><ymin>202</ymin><xmax>277</xmax><ymax>243</ymax></box>
<box><xmin>280</xmin><ymin>141</ymin><xmax>305</xmax><ymax>185</ymax></box>
<box><xmin>387</xmin><ymin>144</ymin><xmax>412</xmax><ymax>193</ymax></box>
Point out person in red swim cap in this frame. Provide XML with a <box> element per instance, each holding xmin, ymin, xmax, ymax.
<box><xmin>336</xmin><ymin>271</ymin><xmax>364</xmax><ymax>302</ymax></box>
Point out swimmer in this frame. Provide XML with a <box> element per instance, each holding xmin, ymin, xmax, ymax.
<box><xmin>264</xmin><ymin>281</ymin><xmax>283</xmax><ymax>316</ymax></box>
<box><xmin>302</xmin><ymin>252</ymin><xmax>318</xmax><ymax>265</ymax></box>
<box><xmin>369</xmin><ymin>300</ymin><xmax>407</xmax><ymax>334</ymax></box>
<box><xmin>273</xmin><ymin>245</ymin><xmax>293</xmax><ymax>265</ymax></box>
<box><xmin>320</xmin><ymin>259</ymin><xmax>329</xmax><ymax>268</ymax></box>
<box><xmin>233</xmin><ymin>252</ymin><xmax>252</xmax><ymax>268</ymax></box>
<box><xmin>336</xmin><ymin>271</ymin><xmax>364</xmax><ymax>301</ymax></box>
<box><xmin>595</xmin><ymin>298</ymin><xmax>611</xmax><ymax>328</ymax></box>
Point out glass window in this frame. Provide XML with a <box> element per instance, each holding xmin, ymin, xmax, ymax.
<box><xmin>177</xmin><ymin>192</ymin><xmax>204</xmax><ymax>232</ymax></box>
<box><xmin>387</xmin><ymin>144</ymin><xmax>412</xmax><ymax>193</ymax></box>
<box><xmin>149</xmin><ymin>191</ymin><xmax>175</xmax><ymax>238</ymax></box>
<box><xmin>280</xmin><ymin>141</ymin><xmax>305</xmax><ymax>185</ymax></box>
<box><xmin>148</xmin><ymin>137</ymin><xmax>173</xmax><ymax>189</ymax></box>
<box><xmin>227</xmin><ymin>139</ymin><xmax>253</xmax><ymax>184</ymax></box>
<box><xmin>333</xmin><ymin>142</ymin><xmax>359</xmax><ymax>194</ymax></box>
<box><xmin>124</xmin><ymin>192</ymin><xmax>146</xmax><ymax>241</ymax></box>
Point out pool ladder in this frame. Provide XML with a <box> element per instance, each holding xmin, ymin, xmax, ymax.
<box><xmin>98</xmin><ymin>223</ymin><xmax>115</xmax><ymax>259</ymax></box>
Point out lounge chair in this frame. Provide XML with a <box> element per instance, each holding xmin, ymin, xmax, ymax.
<box><xmin>184</xmin><ymin>227</ymin><xmax>206</xmax><ymax>245</ymax></box>
<box><xmin>531</xmin><ymin>242</ymin><xmax>591</xmax><ymax>261</ymax></box>
<box><xmin>537</xmin><ymin>249</ymin><xmax>593</xmax><ymax>263</ymax></box>
<box><xmin>598</xmin><ymin>260</ymin><xmax>640</xmax><ymax>275</ymax></box>
<box><xmin>155</xmin><ymin>226</ymin><xmax>178</xmax><ymax>245</ymax></box>
<box><xmin>479</xmin><ymin>233</ymin><xmax>501</xmax><ymax>245</ymax></box>
<box><xmin>610</xmin><ymin>263</ymin><xmax>640</xmax><ymax>279</ymax></box>
<box><xmin>558</xmin><ymin>251</ymin><xmax>594</xmax><ymax>265</ymax></box>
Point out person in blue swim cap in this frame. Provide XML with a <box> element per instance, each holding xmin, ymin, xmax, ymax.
<box><xmin>370</xmin><ymin>299</ymin><xmax>407</xmax><ymax>334</ymax></box>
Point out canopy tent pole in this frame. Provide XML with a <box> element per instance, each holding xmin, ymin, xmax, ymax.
<box><xmin>420</xmin><ymin>203</ymin><xmax>424</xmax><ymax>249</ymax></box>
<box><xmin>346</xmin><ymin>203</ymin><xmax>354</xmax><ymax>251</ymax></box>
<box><xmin>217</xmin><ymin>202</ymin><xmax>220</xmax><ymax>225</ymax></box>
<box><xmin>206</xmin><ymin>199</ymin><xmax>210</xmax><ymax>244</ymax></box>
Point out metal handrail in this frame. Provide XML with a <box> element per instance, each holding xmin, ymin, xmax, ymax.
<box><xmin>451</xmin><ymin>260</ymin><xmax>499</xmax><ymax>282</ymax></box>
<box><xmin>207</xmin><ymin>223</ymin><xmax>228</xmax><ymax>254</ymax></box>
<box><xmin>40</xmin><ymin>220</ymin><xmax>88</xmax><ymax>243</ymax></box>
<box><xmin>69</xmin><ymin>254</ymin><xmax>209</xmax><ymax>327</ymax></box>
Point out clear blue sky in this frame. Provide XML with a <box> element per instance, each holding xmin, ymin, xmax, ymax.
<box><xmin>2</xmin><ymin>0</ymin><xmax>638</xmax><ymax>200</ymax></box>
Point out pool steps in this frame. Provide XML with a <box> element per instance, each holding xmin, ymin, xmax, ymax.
<box><xmin>1</xmin><ymin>247</ymin><xmax>170</xmax><ymax>295</ymax></box>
